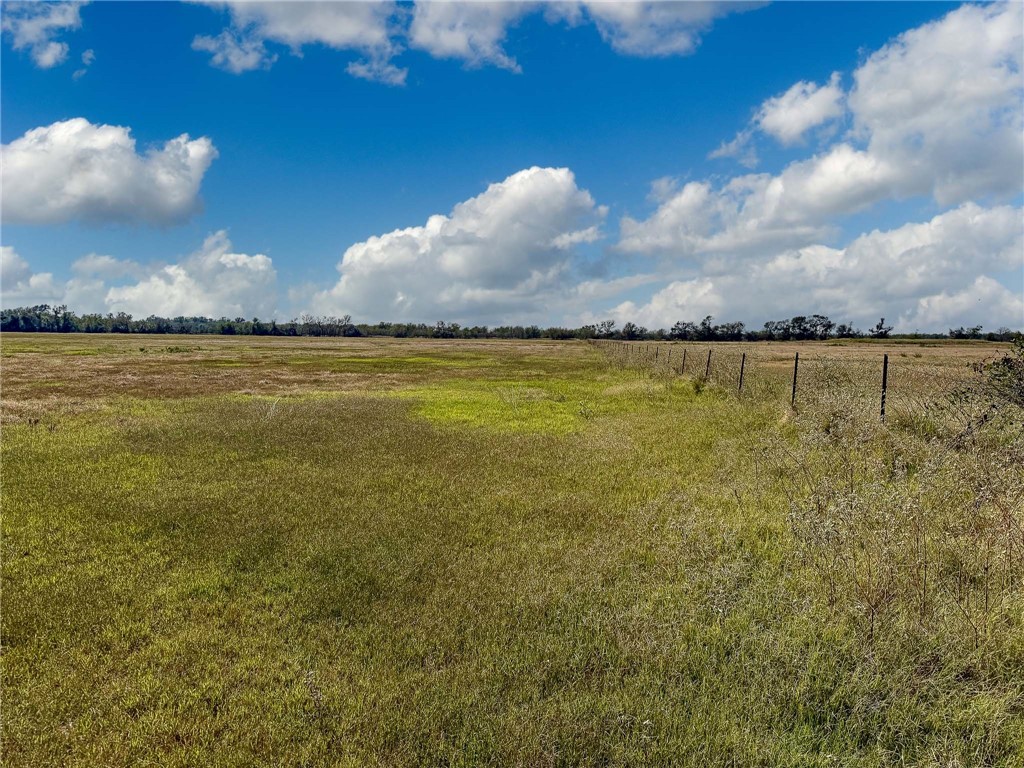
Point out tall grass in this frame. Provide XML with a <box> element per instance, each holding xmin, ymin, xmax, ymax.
<box><xmin>2</xmin><ymin>335</ymin><xmax>1022</xmax><ymax>765</ymax></box>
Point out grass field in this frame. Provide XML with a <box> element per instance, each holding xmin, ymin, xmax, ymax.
<box><xmin>2</xmin><ymin>334</ymin><xmax>1022</xmax><ymax>766</ymax></box>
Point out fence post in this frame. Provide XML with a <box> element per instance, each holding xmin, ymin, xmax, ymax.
<box><xmin>681</xmin><ymin>348</ymin><xmax>687</xmax><ymax>375</ymax></box>
<box><xmin>655</xmin><ymin>346</ymin><xmax>659</xmax><ymax>362</ymax></box>
<box><xmin>738</xmin><ymin>352</ymin><xmax>746</xmax><ymax>394</ymax></box>
<box><xmin>704</xmin><ymin>348</ymin><xmax>712</xmax><ymax>379</ymax></box>
<box><xmin>791</xmin><ymin>352</ymin><xmax>799</xmax><ymax>407</ymax></box>
<box><xmin>880</xmin><ymin>353</ymin><xmax>889</xmax><ymax>421</ymax></box>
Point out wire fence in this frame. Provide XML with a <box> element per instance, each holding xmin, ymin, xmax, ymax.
<box><xmin>597</xmin><ymin>340</ymin><xmax>991</xmax><ymax>423</ymax></box>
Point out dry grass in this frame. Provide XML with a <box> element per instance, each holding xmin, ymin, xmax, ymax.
<box><xmin>0</xmin><ymin>334</ymin><xmax>579</xmax><ymax>423</ymax></box>
<box><xmin>2</xmin><ymin>334</ymin><xmax>1021</xmax><ymax>766</ymax></box>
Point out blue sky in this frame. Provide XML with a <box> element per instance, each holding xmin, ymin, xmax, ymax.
<box><xmin>2</xmin><ymin>1</ymin><xmax>1022</xmax><ymax>331</ymax></box>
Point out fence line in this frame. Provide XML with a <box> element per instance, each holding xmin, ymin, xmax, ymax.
<box><xmin>597</xmin><ymin>340</ymin><xmax>987</xmax><ymax>422</ymax></box>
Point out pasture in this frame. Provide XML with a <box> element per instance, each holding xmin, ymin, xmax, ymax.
<box><xmin>2</xmin><ymin>334</ymin><xmax>1021</xmax><ymax>766</ymax></box>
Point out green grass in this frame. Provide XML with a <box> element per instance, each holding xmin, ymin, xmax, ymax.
<box><xmin>2</xmin><ymin>336</ymin><xmax>1021</xmax><ymax>766</ymax></box>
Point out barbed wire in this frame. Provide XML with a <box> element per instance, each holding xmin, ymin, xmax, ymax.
<box><xmin>595</xmin><ymin>340</ymin><xmax>1004</xmax><ymax>423</ymax></box>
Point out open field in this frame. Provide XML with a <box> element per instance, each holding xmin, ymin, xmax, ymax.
<box><xmin>2</xmin><ymin>334</ymin><xmax>1022</xmax><ymax>766</ymax></box>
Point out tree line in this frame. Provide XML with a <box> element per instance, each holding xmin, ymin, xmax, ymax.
<box><xmin>1</xmin><ymin>305</ymin><xmax>1019</xmax><ymax>342</ymax></box>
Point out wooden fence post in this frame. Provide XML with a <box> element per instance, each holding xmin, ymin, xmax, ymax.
<box><xmin>791</xmin><ymin>352</ymin><xmax>799</xmax><ymax>407</ymax></box>
<box><xmin>880</xmin><ymin>353</ymin><xmax>889</xmax><ymax>421</ymax></box>
<box><xmin>681</xmin><ymin>348</ymin><xmax>687</xmax><ymax>375</ymax></box>
<box><xmin>704</xmin><ymin>349</ymin><xmax>712</xmax><ymax>379</ymax></box>
<box><xmin>738</xmin><ymin>353</ymin><xmax>746</xmax><ymax>393</ymax></box>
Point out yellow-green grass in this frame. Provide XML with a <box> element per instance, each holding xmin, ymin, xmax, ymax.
<box><xmin>2</xmin><ymin>335</ymin><xmax>1021</xmax><ymax>766</ymax></box>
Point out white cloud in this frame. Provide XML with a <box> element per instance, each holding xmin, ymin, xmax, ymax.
<box><xmin>3</xmin><ymin>233</ymin><xmax>277</xmax><ymax>318</ymax></box>
<box><xmin>106</xmin><ymin>231</ymin><xmax>276</xmax><ymax>318</ymax></box>
<box><xmin>609</xmin><ymin>277</ymin><xmax>723</xmax><ymax>329</ymax></box>
<box><xmin>222</xmin><ymin>1</ymin><xmax>396</xmax><ymax>51</ymax></box>
<box><xmin>192</xmin><ymin>29</ymin><xmax>277</xmax><ymax>74</ymax></box>
<box><xmin>311</xmin><ymin>166</ymin><xmax>604</xmax><ymax>322</ymax></box>
<box><xmin>848</xmin><ymin>1</ymin><xmax>1024</xmax><ymax>205</ymax></box>
<box><xmin>71</xmin><ymin>253</ymin><xmax>145</xmax><ymax>281</ymax></box>
<box><xmin>756</xmin><ymin>72</ymin><xmax>845</xmax><ymax>145</ymax></box>
<box><xmin>709</xmin><ymin>72</ymin><xmax>851</xmax><ymax>165</ymax></box>
<box><xmin>1</xmin><ymin>246</ymin><xmax>63</xmax><ymax>307</ymax></box>
<box><xmin>754</xmin><ymin>203</ymin><xmax>1022</xmax><ymax>321</ymax></box>
<box><xmin>194</xmin><ymin>1</ymin><xmax>760</xmax><ymax>81</ymax></box>
<box><xmin>610</xmin><ymin>203</ymin><xmax>1023</xmax><ymax>332</ymax></box>
<box><xmin>1</xmin><ymin>118</ymin><xmax>217</xmax><ymax>226</ymax></box>
<box><xmin>708</xmin><ymin>128</ymin><xmax>758</xmax><ymax>168</ymax></box>
<box><xmin>346</xmin><ymin>57</ymin><xmax>408</xmax><ymax>86</ymax></box>
<box><xmin>1</xmin><ymin>1</ymin><xmax>84</xmax><ymax>69</ymax></box>
<box><xmin>195</xmin><ymin>1</ymin><xmax>405</xmax><ymax>83</ymax></box>
<box><xmin>572</xmin><ymin>1</ymin><xmax>758</xmax><ymax>57</ymax></box>
<box><xmin>0</xmin><ymin>246</ymin><xmax>110</xmax><ymax>311</ymax></box>
<box><xmin>408</xmin><ymin>1</ymin><xmax>529</xmax><ymax>72</ymax></box>
<box><xmin>552</xmin><ymin>225</ymin><xmax>603</xmax><ymax>250</ymax></box>
<box><xmin>619</xmin><ymin>148</ymin><xmax>884</xmax><ymax>258</ymax></box>
<box><xmin>904</xmin><ymin>276</ymin><xmax>1023</xmax><ymax>332</ymax></box>
<box><xmin>634</xmin><ymin>3</ymin><xmax>1023</xmax><ymax>259</ymax></box>
<box><xmin>72</xmin><ymin>47</ymin><xmax>95</xmax><ymax>79</ymax></box>
<box><xmin>2</xmin><ymin>246</ymin><xmax>33</xmax><ymax>288</ymax></box>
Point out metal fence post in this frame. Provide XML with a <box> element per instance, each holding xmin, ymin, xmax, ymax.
<box><xmin>704</xmin><ymin>348</ymin><xmax>712</xmax><ymax>379</ymax></box>
<box><xmin>791</xmin><ymin>352</ymin><xmax>799</xmax><ymax>407</ymax></box>
<box><xmin>880</xmin><ymin>353</ymin><xmax>889</xmax><ymax>421</ymax></box>
<box><xmin>738</xmin><ymin>352</ymin><xmax>746</xmax><ymax>394</ymax></box>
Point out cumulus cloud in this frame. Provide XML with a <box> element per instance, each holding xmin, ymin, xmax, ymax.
<box><xmin>106</xmin><ymin>231</ymin><xmax>276</xmax><ymax>318</ymax></box>
<box><xmin>904</xmin><ymin>277</ymin><xmax>1024</xmax><ymax>332</ymax></box>
<box><xmin>609</xmin><ymin>277</ymin><xmax>723</xmax><ymax>330</ymax></box>
<box><xmin>609</xmin><ymin>203</ymin><xmax>1023</xmax><ymax>332</ymax></box>
<box><xmin>2</xmin><ymin>233</ymin><xmax>277</xmax><ymax>318</ymax></box>
<box><xmin>1</xmin><ymin>118</ymin><xmax>217</xmax><ymax>226</ymax></box>
<box><xmin>756</xmin><ymin>72</ymin><xmax>845</xmax><ymax>145</ymax></box>
<box><xmin>1</xmin><ymin>246</ymin><xmax>64</xmax><ymax>307</ymax></box>
<box><xmin>569</xmin><ymin>1</ymin><xmax>759</xmax><ymax>57</ymax></box>
<box><xmin>711</xmin><ymin>73</ymin><xmax>847</xmax><ymax>165</ymax></box>
<box><xmin>848</xmin><ymin>1</ymin><xmax>1024</xmax><ymax>205</ymax></box>
<box><xmin>1</xmin><ymin>245</ymin><xmax>122</xmax><ymax>310</ymax></box>
<box><xmin>636</xmin><ymin>3</ymin><xmax>1023</xmax><ymax>259</ymax></box>
<box><xmin>71</xmin><ymin>253</ymin><xmax>145</xmax><ymax>281</ymax></box>
<box><xmin>192</xmin><ymin>29</ymin><xmax>277</xmax><ymax>74</ymax></box>
<box><xmin>408</xmin><ymin>1</ymin><xmax>529</xmax><ymax>71</ymax></box>
<box><xmin>311</xmin><ymin>167</ymin><xmax>604</xmax><ymax>322</ymax></box>
<box><xmin>194</xmin><ymin>1</ymin><xmax>405</xmax><ymax>84</ymax></box>
<box><xmin>193</xmin><ymin>1</ymin><xmax>761</xmax><ymax>81</ymax></box>
<box><xmin>626</xmin><ymin>143</ymin><xmax>909</xmax><ymax>258</ymax></box>
<box><xmin>1</xmin><ymin>1</ymin><xmax>85</xmax><ymax>69</ymax></box>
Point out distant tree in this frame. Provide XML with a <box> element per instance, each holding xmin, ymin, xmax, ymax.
<box><xmin>620</xmin><ymin>322</ymin><xmax>644</xmax><ymax>340</ymax></box>
<box><xmin>433</xmin><ymin>321</ymin><xmax>456</xmax><ymax>338</ymax></box>
<box><xmin>949</xmin><ymin>325</ymin><xmax>983</xmax><ymax>340</ymax></box>
<box><xmin>808</xmin><ymin>314</ymin><xmax>835</xmax><ymax>340</ymax></box>
<box><xmin>869</xmin><ymin>317</ymin><xmax>893</xmax><ymax>338</ymax></box>
<box><xmin>669</xmin><ymin>321</ymin><xmax>696</xmax><ymax>340</ymax></box>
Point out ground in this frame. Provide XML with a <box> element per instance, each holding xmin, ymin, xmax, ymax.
<box><xmin>2</xmin><ymin>335</ymin><xmax>1021</xmax><ymax>767</ymax></box>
